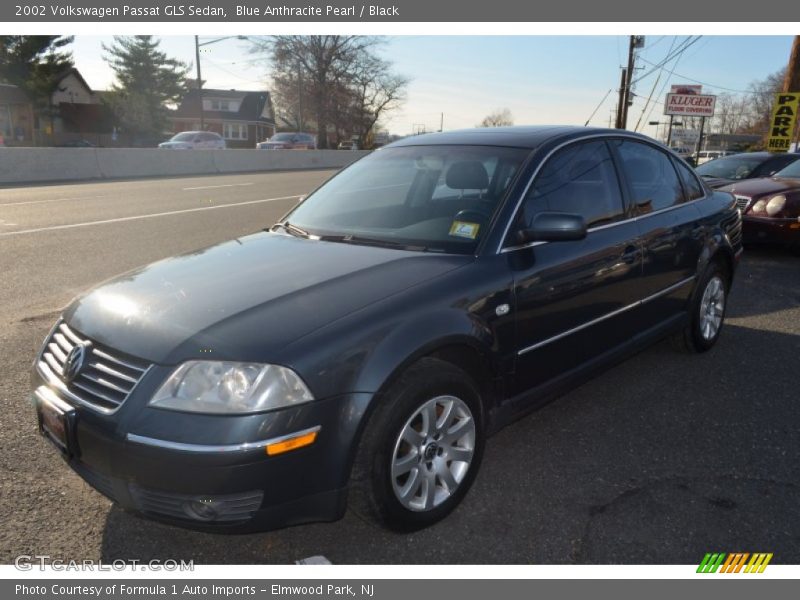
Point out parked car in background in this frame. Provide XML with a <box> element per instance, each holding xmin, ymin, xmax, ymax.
<box><xmin>693</xmin><ymin>150</ymin><xmax>736</xmax><ymax>166</ymax></box>
<box><xmin>695</xmin><ymin>151</ymin><xmax>800</xmax><ymax>188</ymax></box>
<box><xmin>159</xmin><ymin>131</ymin><xmax>226</xmax><ymax>150</ymax></box>
<box><xmin>32</xmin><ymin>126</ymin><xmax>742</xmax><ymax>533</ymax></box>
<box><xmin>56</xmin><ymin>139</ymin><xmax>96</xmax><ymax>148</ymax></box>
<box><xmin>669</xmin><ymin>146</ymin><xmax>693</xmax><ymax>159</ymax></box>
<box><xmin>338</xmin><ymin>139</ymin><xmax>360</xmax><ymax>150</ymax></box>
<box><xmin>719</xmin><ymin>159</ymin><xmax>800</xmax><ymax>248</ymax></box>
<box><xmin>256</xmin><ymin>132</ymin><xmax>317</xmax><ymax>150</ymax></box>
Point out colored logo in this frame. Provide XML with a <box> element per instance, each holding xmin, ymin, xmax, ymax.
<box><xmin>697</xmin><ymin>552</ymin><xmax>773</xmax><ymax>573</ymax></box>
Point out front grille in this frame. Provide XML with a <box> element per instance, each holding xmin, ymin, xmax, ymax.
<box><xmin>39</xmin><ymin>321</ymin><xmax>150</xmax><ymax>413</ymax></box>
<box><xmin>129</xmin><ymin>485</ymin><xmax>263</xmax><ymax>523</ymax></box>
<box><xmin>735</xmin><ymin>195</ymin><xmax>751</xmax><ymax>212</ymax></box>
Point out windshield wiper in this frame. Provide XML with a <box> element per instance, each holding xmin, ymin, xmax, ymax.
<box><xmin>318</xmin><ymin>233</ymin><xmax>430</xmax><ymax>252</ymax></box>
<box><xmin>271</xmin><ymin>221</ymin><xmax>311</xmax><ymax>238</ymax></box>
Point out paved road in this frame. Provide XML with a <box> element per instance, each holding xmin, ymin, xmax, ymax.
<box><xmin>1</xmin><ymin>172</ymin><xmax>798</xmax><ymax>565</ymax></box>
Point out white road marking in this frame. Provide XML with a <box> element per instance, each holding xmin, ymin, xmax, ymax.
<box><xmin>182</xmin><ymin>182</ymin><xmax>254</xmax><ymax>191</ymax></box>
<box><xmin>0</xmin><ymin>195</ymin><xmax>300</xmax><ymax>238</ymax></box>
<box><xmin>0</xmin><ymin>195</ymin><xmax>113</xmax><ymax>207</ymax></box>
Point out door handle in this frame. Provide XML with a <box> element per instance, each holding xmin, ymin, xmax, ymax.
<box><xmin>621</xmin><ymin>245</ymin><xmax>639</xmax><ymax>264</ymax></box>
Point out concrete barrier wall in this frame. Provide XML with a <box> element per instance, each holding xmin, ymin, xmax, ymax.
<box><xmin>0</xmin><ymin>148</ymin><xmax>371</xmax><ymax>185</ymax></box>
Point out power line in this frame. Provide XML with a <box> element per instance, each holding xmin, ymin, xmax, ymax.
<box><xmin>630</xmin><ymin>36</ymin><xmax>702</xmax><ymax>86</ymax></box>
<box><xmin>634</xmin><ymin>36</ymin><xmax>677</xmax><ymax>132</ymax></box>
<box><xmin>636</xmin><ymin>56</ymin><xmax>760</xmax><ymax>95</ymax></box>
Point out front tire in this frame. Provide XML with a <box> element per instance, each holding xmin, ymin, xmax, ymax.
<box><xmin>671</xmin><ymin>261</ymin><xmax>729</xmax><ymax>353</ymax></box>
<box><xmin>349</xmin><ymin>358</ymin><xmax>485</xmax><ymax>531</ymax></box>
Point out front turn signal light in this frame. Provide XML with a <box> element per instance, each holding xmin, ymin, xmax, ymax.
<box><xmin>266</xmin><ymin>428</ymin><xmax>319</xmax><ymax>456</ymax></box>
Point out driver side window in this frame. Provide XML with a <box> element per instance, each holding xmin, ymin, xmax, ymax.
<box><xmin>518</xmin><ymin>140</ymin><xmax>625</xmax><ymax>231</ymax></box>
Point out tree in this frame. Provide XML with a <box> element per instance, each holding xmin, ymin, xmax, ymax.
<box><xmin>744</xmin><ymin>67</ymin><xmax>786</xmax><ymax>136</ymax></box>
<box><xmin>0</xmin><ymin>36</ymin><xmax>74</xmax><ymax>131</ymax></box>
<box><xmin>348</xmin><ymin>53</ymin><xmax>408</xmax><ymax>147</ymax></box>
<box><xmin>478</xmin><ymin>108</ymin><xmax>514</xmax><ymax>128</ymax></box>
<box><xmin>251</xmin><ymin>36</ymin><xmax>407</xmax><ymax>148</ymax></box>
<box><xmin>102</xmin><ymin>36</ymin><xmax>189</xmax><ymax>139</ymax></box>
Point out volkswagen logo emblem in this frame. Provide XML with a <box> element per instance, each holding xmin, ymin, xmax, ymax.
<box><xmin>63</xmin><ymin>342</ymin><xmax>91</xmax><ymax>383</ymax></box>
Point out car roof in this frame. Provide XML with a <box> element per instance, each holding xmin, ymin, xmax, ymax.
<box><xmin>386</xmin><ymin>126</ymin><xmax>653</xmax><ymax>150</ymax></box>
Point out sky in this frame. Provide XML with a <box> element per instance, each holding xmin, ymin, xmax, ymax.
<box><xmin>71</xmin><ymin>35</ymin><xmax>795</xmax><ymax>139</ymax></box>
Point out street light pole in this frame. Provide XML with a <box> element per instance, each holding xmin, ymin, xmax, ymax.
<box><xmin>194</xmin><ymin>35</ymin><xmax>204</xmax><ymax>131</ymax></box>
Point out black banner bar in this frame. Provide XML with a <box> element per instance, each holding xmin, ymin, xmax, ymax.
<box><xmin>2</xmin><ymin>0</ymin><xmax>797</xmax><ymax>22</ymax></box>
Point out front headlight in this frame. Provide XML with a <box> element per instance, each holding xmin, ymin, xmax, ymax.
<box><xmin>150</xmin><ymin>361</ymin><xmax>314</xmax><ymax>414</ymax></box>
<box><xmin>766</xmin><ymin>194</ymin><xmax>787</xmax><ymax>216</ymax></box>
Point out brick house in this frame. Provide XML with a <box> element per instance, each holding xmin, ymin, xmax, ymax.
<box><xmin>170</xmin><ymin>89</ymin><xmax>276</xmax><ymax>148</ymax></box>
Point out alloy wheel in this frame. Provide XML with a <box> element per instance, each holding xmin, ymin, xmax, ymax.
<box><xmin>390</xmin><ymin>395</ymin><xmax>476</xmax><ymax>512</ymax></box>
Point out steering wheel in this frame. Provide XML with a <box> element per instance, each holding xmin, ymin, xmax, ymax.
<box><xmin>453</xmin><ymin>208</ymin><xmax>491</xmax><ymax>223</ymax></box>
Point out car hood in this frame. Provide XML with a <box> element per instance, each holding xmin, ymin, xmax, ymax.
<box><xmin>718</xmin><ymin>177</ymin><xmax>800</xmax><ymax>197</ymax></box>
<box><xmin>64</xmin><ymin>232</ymin><xmax>470</xmax><ymax>365</ymax></box>
<box><xmin>699</xmin><ymin>176</ymin><xmax>736</xmax><ymax>189</ymax></box>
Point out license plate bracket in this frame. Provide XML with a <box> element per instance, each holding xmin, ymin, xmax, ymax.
<box><xmin>36</xmin><ymin>390</ymin><xmax>78</xmax><ymax>458</ymax></box>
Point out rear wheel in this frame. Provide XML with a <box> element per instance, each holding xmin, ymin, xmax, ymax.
<box><xmin>671</xmin><ymin>261</ymin><xmax>729</xmax><ymax>353</ymax></box>
<box><xmin>349</xmin><ymin>358</ymin><xmax>484</xmax><ymax>531</ymax></box>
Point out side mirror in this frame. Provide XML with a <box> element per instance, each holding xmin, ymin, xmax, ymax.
<box><xmin>517</xmin><ymin>212</ymin><xmax>587</xmax><ymax>244</ymax></box>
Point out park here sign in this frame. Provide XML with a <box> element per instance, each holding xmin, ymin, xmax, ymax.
<box><xmin>664</xmin><ymin>93</ymin><xmax>717</xmax><ymax>117</ymax></box>
<box><xmin>767</xmin><ymin>92</ymin><xmax>800</xmax><ymax>152</ymax></box>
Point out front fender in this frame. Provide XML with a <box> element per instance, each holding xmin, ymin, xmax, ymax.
<box><xmin>350</xmin><ymin>308</ymin><xmax>499</xmax><ymax>395</ymax></box>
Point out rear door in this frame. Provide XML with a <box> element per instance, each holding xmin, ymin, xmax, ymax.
<box><xmin>506</xmin><ymin>139</ymin><xmax>644</xmax><ymax>398</ymax></box>
<box><xmin>610</xmin><ymin>139</ymin><xmax>704</xmax><ymax>329</ymax></box>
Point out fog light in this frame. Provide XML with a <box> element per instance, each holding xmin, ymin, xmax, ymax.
<box><xmin>184</xmin><ymin>498</ymin><xmax>220</xmax><ymax>521</ymax></box>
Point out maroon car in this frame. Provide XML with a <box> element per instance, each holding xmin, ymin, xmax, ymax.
<box><xmin>720</xmin><ymin>159</ymin><xmax>800</xmax><ymax>248</ymax></box>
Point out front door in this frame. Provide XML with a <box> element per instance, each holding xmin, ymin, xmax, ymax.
<box><xmin>505</xmin><ymin>139</ymin><xmax>644</xmax><ymax>399</ymax></box>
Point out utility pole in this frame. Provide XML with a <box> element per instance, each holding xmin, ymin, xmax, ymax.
<box><xmin>615</xmin><ymin>68</ymin><xmax>627</xmax><ymax>129</ymax></box>
<box><xmin>440</xmin><ymin>113</ymin><xmax>444</xmax><ymax>132</ymax></box>
<box><xmin>195</xmin><ymin>35</ymin><xmax>204</xmax><ymax>131</ymax></box>
<box><xmin>616</xmin><ymin>35</ymin><xmax>645</xmax><ymax>130</ymax></box>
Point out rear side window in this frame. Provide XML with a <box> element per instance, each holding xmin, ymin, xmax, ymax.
<box><xmin>613</xmin><ymin>140</ymin><xmax>685</xmax><ymax>213</ymax></box>
<box><xmin>672</xmin><ymin>158</ymin><xmax>705</xmax><ymax>201</ymax></box>
<box><xmin>759</xmin><ymin>154</ymin><xmax>799</xmax><ymax>177</ymax></box>
<box><xmin>519</xmin><ymin>140</ymin><xmax>625</xmax><ymax>229</ymax></box>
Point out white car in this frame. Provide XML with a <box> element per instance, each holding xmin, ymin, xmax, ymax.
<box><xmin>694</xmin><ymin>150</ymin><xmax>736</xmax><ymax>166</ymax></box>
<box><xmin>159</xmin><ymin>131</ymin><xmax>226</xmax><ymax>150</ymax></box>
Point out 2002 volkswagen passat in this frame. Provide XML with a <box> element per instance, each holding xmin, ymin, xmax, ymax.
<box><xmin>33</xmin><ymin>127</ymin><xmax>742</xmax><ymax>532</ymax></box>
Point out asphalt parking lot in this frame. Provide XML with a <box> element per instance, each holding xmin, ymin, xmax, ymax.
<box><xmin>1</xmin><ymin>171</ymin><xmax>798</xmax><ymax>565</ymax></box>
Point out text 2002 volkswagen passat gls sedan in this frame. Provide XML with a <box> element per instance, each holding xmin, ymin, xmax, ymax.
<box><xmin>33</xmin><ymin>127</ymin><xmax>743</xmax><ymax>532</ymax></box>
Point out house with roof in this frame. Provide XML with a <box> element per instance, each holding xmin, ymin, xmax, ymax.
<box><xmin>49</xmin><ymin>68</ymin><xmax>114</xmax><ymax>142</ymax></box>
<box><xmin>170</xmin><ymin>89</ymin><xmax>276</xmax><ymax>148</ymax></box>
<box><xmin>0</xmin><ymin>83</ymin><xmax>35</xmax><ymax>145</ymax></box>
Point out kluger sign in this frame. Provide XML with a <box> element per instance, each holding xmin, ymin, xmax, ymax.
<box><xmin>664</xmin><ymin>93</ymin><xmax>717</xmax><ymax>117</ymax></box>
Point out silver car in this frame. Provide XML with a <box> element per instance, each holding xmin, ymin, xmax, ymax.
<box><xmin>159</xmin><ymin>131</ymin><xmax>226</xmax><ymax>150</ymax></box>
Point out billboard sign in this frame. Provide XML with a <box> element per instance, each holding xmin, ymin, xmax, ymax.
<box><xmin>766</xmin><ymin>92</ymin><xmax>800</xmax><ymax>152</ymax></box>
<box><xmin>664</xmin><ymin>93</ymin><xmax>717</xmax><ymax>117</ymax></box>
<box><xmin>670</xmin><ymin>129</ymin><xmax>700</xmax><ymax>143</ymax></box>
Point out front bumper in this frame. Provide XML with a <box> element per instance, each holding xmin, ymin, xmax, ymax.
<box><xmin>31</xmin><ymin>364</ymin><xmax>372</xmax><ymax>532</ymax></box>
<box><xmin>742</xmin><ymin>215</ymin><xmax>800</xmax><ymax>246</ymax></box>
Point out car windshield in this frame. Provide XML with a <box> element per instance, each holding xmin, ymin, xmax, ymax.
<box><xmin>171</xmin><ymin>133</ymin><xmax>196</xmax><ymax>142</ymax></box>
<box><xmin>284</xmin><ymin>145</ymin><xmax>529</xmax><ymax>254</ymax></box>
<box><xmin>695</xmin><ymin>155</ymin><xmax>763</xmax><ymax>180</ymax></box>
<box><xmin>271</xmin><ymin>133</ymin><xmax>295</xmax><ymax>141</ymax></box>
<box><xmin>773</xmin><ymin>159</ymin><xmax>800</xmax><ymax>178</ymax></box>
